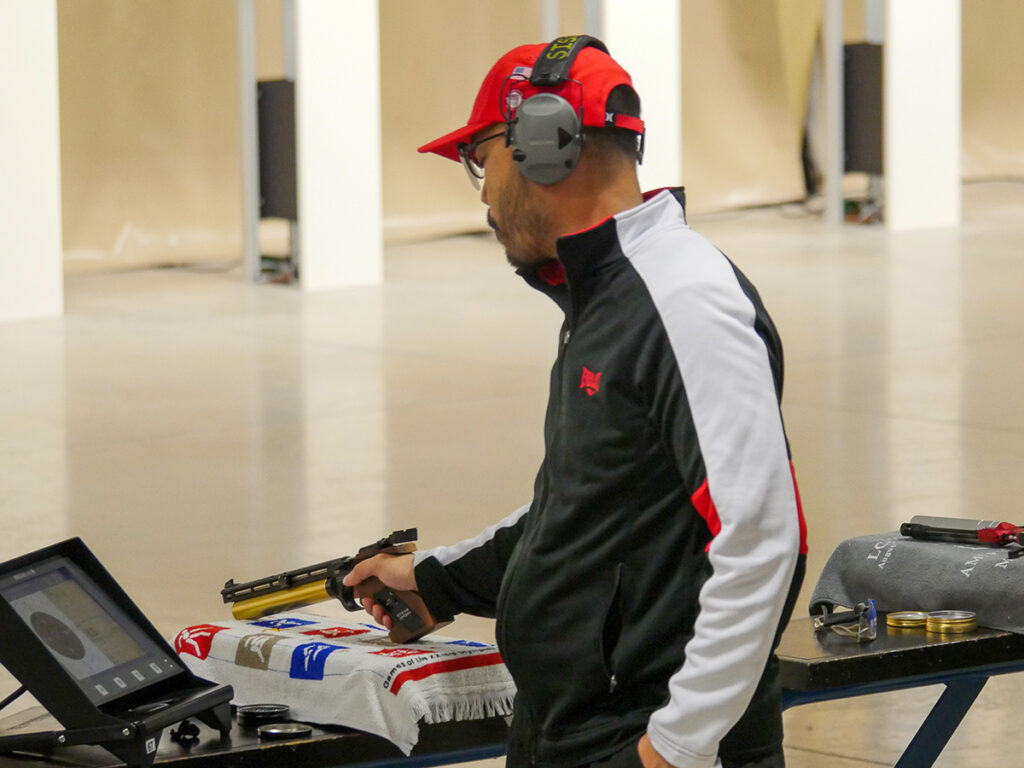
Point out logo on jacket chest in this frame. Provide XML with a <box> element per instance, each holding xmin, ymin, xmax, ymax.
<box><xmin>580</xmin><ymin>367</ymin><xmax>602</xmax><ymax>396</ymax></box>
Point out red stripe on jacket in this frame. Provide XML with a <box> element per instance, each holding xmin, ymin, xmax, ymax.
<box><xmin>690</xmin><ymin>461</ymin><xmax>808</xmax><ymax>554</ymax></box>
<box><xmin>790</xmin><ymin>463</ymin><xmax>809</xmax><ymax>554</ymax></box>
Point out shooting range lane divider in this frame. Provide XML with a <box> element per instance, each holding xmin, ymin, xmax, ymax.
<box><xmin>173</xmin><ymin>614</ymin><xmax>515</xmax><ymax>755</ymax></box>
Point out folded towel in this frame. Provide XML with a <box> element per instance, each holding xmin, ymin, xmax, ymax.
<box><xmin>809</xmin><ymin>531</ymin><xmax>1024</xmax><ymax>633</ymax></box>
<box><xmin>173</xmin><ymin>613</ymin><xmax>515</xmax><ymax>755</ymax></box>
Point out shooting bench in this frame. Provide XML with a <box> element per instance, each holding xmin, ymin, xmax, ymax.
<box><xmin>0</xmin><ymin>536</ymin><xmax>512</xmax><ymax>768</ymax></box>
<box><xmin>6</xmin><ymin>617</ymin><xmax>1024</xmax><ymax>768</ymax></box>
<box><xmin>0</xmin><ymin>712</ymin><xmax>508</xmax><ymax>768</ymax></box>
<box><xmin>778</xmin><ymin>613</ymin><xmax>1024</xmax><ymax>767</ymax></box>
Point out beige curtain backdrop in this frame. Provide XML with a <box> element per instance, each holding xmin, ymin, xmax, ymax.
<box><xmin>379</xmin><ymin>1</ymin><xmax>546</xmax><ymax>241</ymax></box>
<box><xmin>678</xmin><ymin>0</ymin><xmax>820</xmax><ymax>213</ymax></box>
<box><xmin>383</xmin><ymin>0</ymin><xmax>818</xmax><ymax>230</ymax></box>
<box><xmin>57</xmin><ymin>1</ymin><xmax>242</xmax><ymax>273</ymax></box>
<box><xmin>56</xmin><ymin>1</ymin><xmax>1023</xmax><ymax>270</ymax></box>
<box><xmin>962</xmin><ymin>0</ymin><xmax>1024</xmax><ymax>179</ymax></box>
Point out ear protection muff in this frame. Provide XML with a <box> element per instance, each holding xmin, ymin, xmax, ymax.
<box><xmin>504</xmin><ymin>35</ymin><xmax>610</xmax><ymax>186</ymax></box>
<box><xmin>509</xmin><ymin>93</ymin><xmax>583</xmax><ymax>185</ymax></box>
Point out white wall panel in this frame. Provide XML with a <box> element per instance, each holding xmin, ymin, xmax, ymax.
<box><xmin>0</xmin><ymin>1</ymin><xmax>63</xmax><ymax>322</ymax></box>
<box><xmin>295</xmin><ymin>0</ymin><xmax>382</xmax><ymax>290</ymax></box>
<box><xmin>599</xmin><ymin>0</ymin><xmax>683</xmax><ymax>192</ymax></box>
<box><xmin>885</xmin><ymin>0</ymin><xmax>961</xmax><ymax>231</ymax></box>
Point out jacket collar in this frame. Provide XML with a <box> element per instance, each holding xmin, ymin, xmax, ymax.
<box><xmin>516</xmin><ymin>187</ymin><xmax>686</xmax><ymax>313</ymax></box>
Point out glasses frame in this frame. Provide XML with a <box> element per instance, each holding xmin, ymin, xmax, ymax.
<box><xmin>814</xmin><ymin>599</ymin><xmax>878</xmax><ymax>643</ymax></box>
<box><xmin>456</xmin><ymin>132</ymin><xmax>506</xmax><ymax>190</ymax></box>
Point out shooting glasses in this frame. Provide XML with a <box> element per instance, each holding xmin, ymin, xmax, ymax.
<box><xmin>814</xmin><ymin>599</ymin><xmax>878</xmax><ymax>643</ymax></box>
<box><xmin>456</xmin><ymin>132</ymin><xmax>505</xmax><ymax>190</ymax></box>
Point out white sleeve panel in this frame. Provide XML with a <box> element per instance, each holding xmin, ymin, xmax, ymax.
<box><xmin>414</xmin><ymin>503</ymin><xmax>531</xmax><ymax>568</ymax></box>
<box><xmin>620</xmin><ymin>196</ymin><xmax>801</xmax><ymax>768</ymax></box>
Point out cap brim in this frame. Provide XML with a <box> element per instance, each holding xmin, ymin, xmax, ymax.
<box><xmin>417</xmin><ymin>120</ymin><xmax>494</xmax><ymax>162</ymax></box>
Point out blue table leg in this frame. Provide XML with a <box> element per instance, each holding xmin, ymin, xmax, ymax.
<box><xmin>893</xmin><ymin>676</ymin><xmax>987</xmax><ymax>768</ymax></box>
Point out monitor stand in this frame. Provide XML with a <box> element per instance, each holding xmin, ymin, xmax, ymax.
<box><xmin>0</xmin><ymin>685</ymin><xmax>231</xmax><ymax>767</ymax></box>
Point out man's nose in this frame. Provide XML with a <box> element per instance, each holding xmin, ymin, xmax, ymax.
<box><xmin>480</xmin><ymin>181</ymin><xmax>488</xmax><ymax>205</ymax></box>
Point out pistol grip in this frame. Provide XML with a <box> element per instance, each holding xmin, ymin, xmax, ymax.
<box><xmin>352</xmin><ymin>577</ymin><xmax>447</xmax><ymax>643</ymax></box>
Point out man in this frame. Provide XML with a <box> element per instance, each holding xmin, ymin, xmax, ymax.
<box><xmin>344</xmin><ymin>36</ymin><xmax>807</xmax><ymax>768</ymax></box>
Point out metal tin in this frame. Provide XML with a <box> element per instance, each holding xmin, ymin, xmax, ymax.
<box><xmin>886</xmin><ymin>611</ymin><xmax>928</xmax><ymax>629</ymax></box>
<box><xmin>925</xmin><ymin>610</ymin><xmax>977</xmax><ymax>634</ymax></box>
<box><xmin>257</xmin><ymin>722</ymin><xmax>313</xmax><ymax>741</ymax></box>
<box><xmin>237</xmin><ymin>703</ymin><xmax>291</xmax><ymax>727</ymax></box>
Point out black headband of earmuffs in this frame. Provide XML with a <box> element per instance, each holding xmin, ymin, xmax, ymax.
<box><xmin>529</xmin><ymin>35</ymin><xmax>609</xmax><ymax>86</ymax></box>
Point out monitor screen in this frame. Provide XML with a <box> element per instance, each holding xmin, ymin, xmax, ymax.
<box><xmin>0</xmin><ymin>555</ymin><xmax>183</xmax><ymax>706</ymax></box>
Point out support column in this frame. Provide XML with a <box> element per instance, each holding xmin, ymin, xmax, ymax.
<box><xmin>823</xmin><ymin>0</ymin><xmax>844</xmax><ymax>226</ymax></box>
<box><xmin>0</xmin><ymin>1</ymin><xmax>63</xmax><ymax>322</ymax></box>
<box><xmin>884</xmin><ymin>0</ymin><xmax>961</xmax><ymax>231</ymax></box>
<box><xmin>294</xmin><ymin>0</ymin><xmax>382</xmax><ymax>290</ymax></box>
<box><xmin>542</xmin><ymin>0</ymin><xmax>560</xmax><ymax>41</ymax></box>
<box><xmin>237</xmin><ymin>0</ymin><xmax>260</xmax><ymax>281</ymax></box>
<box><xmin>596</xmin><ymin>0</ymin><xmax>683</xmax><ymax>191</ymax></box>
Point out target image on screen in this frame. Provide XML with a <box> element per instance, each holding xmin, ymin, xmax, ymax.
<box><xmin>0</xmin><ymin>556</ymin><xmax>183</xmax><ymax>705</ymax></box>
<box><xmin>9</xmin><ymin>569</ymin><xmax>144</xmax><ymax>680</ymax></box>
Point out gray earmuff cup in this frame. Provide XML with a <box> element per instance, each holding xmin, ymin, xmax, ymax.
<box><xmin>511</xmin><ymin>93</ymin><xmax>582</xmax><ymax>185</ymax></box>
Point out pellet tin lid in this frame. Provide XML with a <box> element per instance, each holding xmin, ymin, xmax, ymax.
<box><xmin>237</xmin><ymin>703</ymin><xmax>291</xmax><ymax>727</ymax></box>
<box><xmin>258</xmin><ymin>722</ymin><xmax>314</xmax><ymax>741</ymax></box>
<box><xmin>886</xmin><ymin>610</ymin><xmax>928</xmax><ymax>629</ymax></box>
<box><xmin>925</xmin><ymin>610</ymin><xmax>977</xmax><ymax>634</ymax></box>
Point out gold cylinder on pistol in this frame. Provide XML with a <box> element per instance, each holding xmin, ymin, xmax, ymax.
<box><xmin>925</xmin><ymin>610</ymin><xmax>977</xmax><ymax>635</ymax></box>
<box><xmin>231</xmin><ymin>581</ymin><xmax>332</xmax><ymax>620</ymax></box>
<box><xmin>886</xmin><ymin>611</ymin><xmax>928</xmax><ymax>630</ymax></box>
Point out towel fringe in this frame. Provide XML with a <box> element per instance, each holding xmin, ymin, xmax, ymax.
<box><xmin>418</xmin><ymin>692</ymin><xmax>515</xmax><ymax>725</ymax></box>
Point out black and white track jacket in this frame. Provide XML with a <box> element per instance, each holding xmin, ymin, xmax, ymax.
<box><xmin>413</xmin><ymin>188</ymin><xmax>808</xmax><ymax>768</ymax></box>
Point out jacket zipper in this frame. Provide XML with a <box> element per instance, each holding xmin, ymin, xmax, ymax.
<box><xmin>494</xmin><ymin>504</ymin><xmax>543</xmax><ymax>765</ymax></box>
<box><xmin>494</xmin><ymin>318</ymin><xmax>565</xmax><ymax>634</ymax></box>
<box><xmin>524</xmin><ymin>322</ymin><xmax>573</xmax><ymax>766</ymax></box>
<box><xmin>557</xmin><ymin>323</ymin><xmax>572</xmax><ymax>462</ymax></box>
<box><xmin>502</xmin><ymin>321</ymin><xmax>573</xmax><ymax>766</ymax></box>
<box><xmin>499</xmin><ymin>291</ymin><xmax>575</xmax><ymax>764</ymax></box>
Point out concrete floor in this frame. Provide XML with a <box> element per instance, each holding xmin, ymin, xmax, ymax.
<box><xmin>2</xmin><ymin>182</ymin><xmax>1023</xmax><ymax>766</ymax></box>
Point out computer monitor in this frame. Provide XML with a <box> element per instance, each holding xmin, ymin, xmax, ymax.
<box><xmin>0</xmin><ymin>552</ymin><xmax>184</xmax><ymax>708</ymax></box>
<box><xmin>0</xmin><ymin>538</ymin><xmax>231</xmax><ymax>766</ymax></box>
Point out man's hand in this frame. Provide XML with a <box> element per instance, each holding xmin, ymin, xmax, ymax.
<box><xmin>341</xmin><ymin>554</ymin><xmax>417</xmax><ymax>629</ymax></box>
<box><xmin>638</xmin><ymin>734</ymin><xmax>675</xmax><ymax>768</ymax></box>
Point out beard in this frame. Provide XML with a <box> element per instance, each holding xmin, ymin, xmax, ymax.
<box><xmin>488</xmin><ymin>174</ymin><xmax>555</xmax><ymax>270</ymax></box>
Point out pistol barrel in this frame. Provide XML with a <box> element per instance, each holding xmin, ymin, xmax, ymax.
<box><xmin>230</xmin><ymin>580</ymin><xmax>332</xmax><ymax>620</ymax></box>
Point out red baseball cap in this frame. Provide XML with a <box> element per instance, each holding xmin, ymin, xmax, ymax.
<box><xmin>418</xmin><ymin>41</ymin><xmax>644</xmax><ymax>162</ymax></box>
